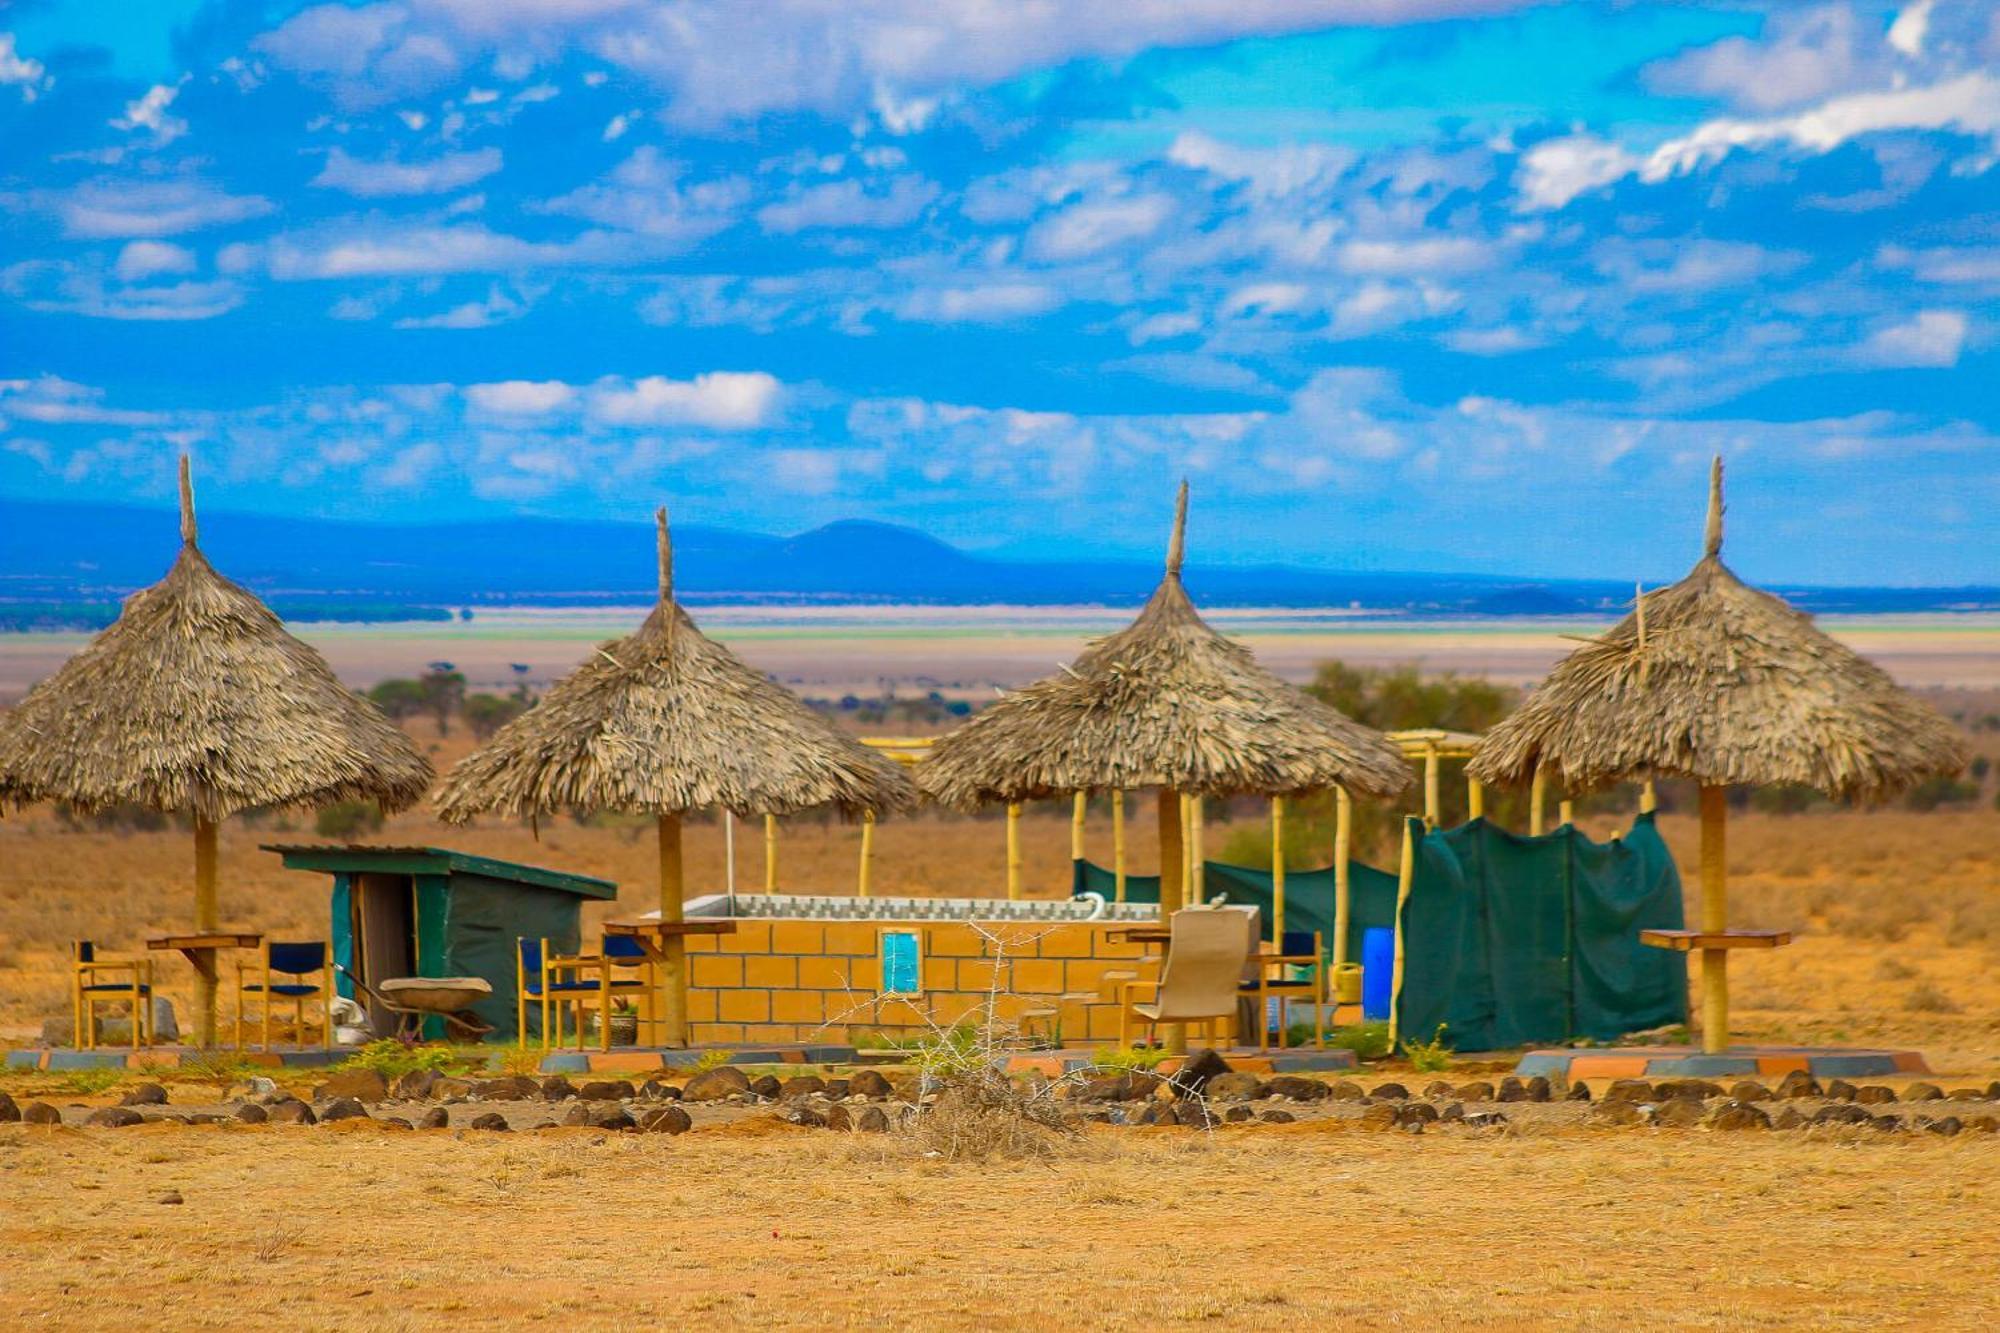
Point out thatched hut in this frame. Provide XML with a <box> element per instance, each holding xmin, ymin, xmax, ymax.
<box><xmin>919</xmin><ymin>483</ymin><xmax>1410</xmax><ymax>1041</ymax></box>
<box><xmin>0</xmin><ymin>458</ymin><xmax>433</xmax><ymax>1044</ymax></box>
<box><xmin>1470</xmin><ymin>458</ymin><xmax>1965</xmax><ymax>1052</ymax></box>
<box><xmin>435</xmin><ymin>508</ymin><xmax>916</xmax><ymax>1045</ymax></box>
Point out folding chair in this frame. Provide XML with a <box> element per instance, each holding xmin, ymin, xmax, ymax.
<box><xmin>235</xmin><ymin>940</ymin><xmax>333</xmax><ymax>1051</ymax></box>
<box><xmin>72</xmin><ymin>941</ymin><xmax>153</xmax><ymax>1051</ymax></box>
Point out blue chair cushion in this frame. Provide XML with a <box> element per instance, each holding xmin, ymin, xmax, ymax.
<box><xmin>524</xmin><ymin>978</ymin><xmax>645</xmax><ymax>996</ymax></box>
<box><xmin>82</xmin><ymin>983</ymin><xmax>152</xmax><ymax>993</ymax></box>
<box><xmin>241</xmin><ymin>983</ymin><xmax>321</xmax><ymax>998</ymax></box>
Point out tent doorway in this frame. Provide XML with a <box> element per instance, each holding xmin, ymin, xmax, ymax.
<box><xmin>350</xmin><ymin>872</ymin><xmax>415</xmax><ymax>1037</ymax></box>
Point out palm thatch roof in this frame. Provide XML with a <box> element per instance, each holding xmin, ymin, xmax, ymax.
<box><xmin>1469</xmin><ymin>458</ymin><xmax>1965</xmax><ymax>800</ymax></box>
<box><xmin>918</xmin><ymin>483</ymin><xmax>1412</xmax><ymax>809</ymax></box>
<box><xmin>0</xmin><ymin>458</ymin><xmax>433</xmax><ymax>821</ymax></box>
<box><xmin>435</xmin><ymin>509</ymin><xmax>916</xmax><ymax>822</ymax></box>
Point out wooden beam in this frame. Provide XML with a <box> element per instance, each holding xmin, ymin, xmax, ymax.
<box><xmin>1699</xmin><ymin>784</ymin><xmax>1729</xmax><ymax>1055</ymax></box>
<box><xmin>1388</xmin><ymin>818</ymin><xmax>1416</xmax><ymax>1049</ymax></box>
<box><xmin>1332</xmin><ymin>786</ymin><xmax>1352</xmax><ymax>968</ymax></box>
<box><xmin>658</xmin><ymin>813</ymin><xmax>687</xmax><ymax>1047</ymax></box>
<box><xmin>1005</xmin><ymin>801</ymin><xmax>1023</xmax><ymax>901</ymax></box>
<box><xmin>1529</xmin><ymin>766</ymin><xmax>1547</xmax><ymax>836</ymax></box>
<box><xmin>1111</xmin><ymin>790</ymin><xmax>1127</xmax><ymax>903</ymax></box>
<box><xmin>1270</xmin><ymin>795</ymin><xmax>1286</xmax><ymax>943</ymax></box>
<box><xmin>1071</xmin><ymin>791</ymin><xmax>1086</xmax><ymax>861</ymax></box>
<box><xmin>858</xmin><ymin>809</ymin><xmax>876</xmax><ymax>899</ymax></box>
<box><xmin>193</xmin><ymin>816</ymin><xmax>218</xmax><ymax>1048</ymax></box>
<box><xmin>763</xmin><ymin>813</ymin><xmax>778</xmax><ymax>893</ymax></box>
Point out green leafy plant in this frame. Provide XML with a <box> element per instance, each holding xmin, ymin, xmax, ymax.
<box><xmin>1401</xmin><ymin>1023</ymin><xmax>1452</xmax><ymax>1073</ymax></box>
<box><xmin>55</xmin><ymin>1067</ymin><xmax>127</xmax><ymax>1095</ymax></box>
<box><xmin>1321</xmin><ymin>1020</ymin><xmax>1392</xmax><ymax>1059</ymax></box>
<box><xmin>1091</xmin><ymin>1045</ymin><xmax>1169</xmax><ymax>1073</ymax></box>
<box><xmin>335</xmin><ymin>1039</ymin><xmax>467</xmax><ymax>1080</ymax></box>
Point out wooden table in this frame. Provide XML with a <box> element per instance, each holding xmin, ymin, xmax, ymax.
<box><xmin>148</xmin><ymin>932</ymin><xmax>263</xmax><ymax>1048</ymax></box>
<box><xmin>147</xmin><ymin>931</ymin><xmax>263</xmax><ymax>985</ymax></box>
<box><xmin>1640</xmin><ymin>929</ymin><xmax>1793</xmax><ymax>951</ymax></box>
<box><xmin>600</xmin><ymin>919</ymin><xmax>738</xmax><ymax>1049</ymax></box>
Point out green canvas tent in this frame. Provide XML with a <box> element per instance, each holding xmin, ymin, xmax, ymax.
<box><xmin>1074</xmin><ymin>813</ymin><xmax>1686</xmax><ymax>1050</ymax></box>
<box><xmin>264</xmin><ymin>844</ymin><xmax>617</xmax><ymax>1042</ymax></box>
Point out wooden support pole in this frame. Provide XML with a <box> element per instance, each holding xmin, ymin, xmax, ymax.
<box><xmin>1423</xmin><ymin>743</ymin><xmax>1441</xmax><ymax>826</ymax></box>
<box><xmin>1156</xmin><ymin>788</ymin><xmax>1186</xmax><ymax>1055</ymax></box>
<box><xmin>1005</xmin><ymin>801</ymin><xmax>1022</xmax><ymax>901</ymax></box>
<box><xmin>1112</xmin><ymin>790</ymin><xmax>1127</xmax><ymax>903</ymax></box>
<box><xmin>1388</xmin><ymin>818</ymin><xmax>1416</xmax><ymax>1049</ymax></box>
<box><xmin>658</xmin><ymin>813</ymin><xmax>687</xmax><ymax>1047</ymax></box>
<box><xmin>1558</xmin><ymin>798</ymin><xmax>1575</xmax><ymax>827</ymax></box>
<box><xmin>1467</xmin><ymin>777</ymin><xmax>1484</xmax><ymax>820</ymax></box>
<box><xmin>1640</xmin><ymin>780</ymin><xmax>1658</xmax><ymax>814</ymax></box>
<box><xmin>1332</xmin><ymin>786</ymin><xmax>1353</xmax><ymax>968</ymax></box>
<box><xmin>1188</xmin><ymin>795</ymin><xmax>1205</xmax><ymax>905</ymax></box>
<box><xmin>858</xmin><ymin>809</ymin><xmax>876</xmax><ymax>899</ymax></box>
<box><xmin>1699</xmin><ymin>785</ymin><xmax>1729</xmax><ymax>1055</ymax></box>
<box><xmin>193</xmin><ymin>815</ymin><xmax>218</xmax><ymax>1047</ymax></box>
<box><xmin>763</xmin><ymin>814</ymin><xmax>778</xmax><ymax>893</ymax></box>
<box><xmin>1270</xmin><ymin>796</ymin><xmax>1286</xmax><ymax>944</ymax></box>
<box><xmin>1529</xmin><ymin>766</ymin><xmax>1548</xmax><ymax>836</ymax></box>
<box><xmin>1071</xmin><ymin>791</ymin><xmax>1086</xmax><ymax>861</ymax></box>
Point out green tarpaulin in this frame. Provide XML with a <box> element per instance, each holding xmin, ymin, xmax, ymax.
<box><xmin>1072</xmin><ymin>856</ymin><xmax>1400</xmax><ymax>962</ymax></box>
<box><xmin>1394</xmin><ymin>814</ymin><xmax>1687</xmax><ymax>1050</ymax></box>
<box><xmin>1070</xmin><ymin>812</ymin><xmax>1686</xmax><ymax>1050</ymax></box>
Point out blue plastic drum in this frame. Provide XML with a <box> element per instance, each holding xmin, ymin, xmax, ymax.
<box><xmin>1361</xmin><ymin>926</ymin><xmax>1395</xmax><ymax>1021</ymax></box>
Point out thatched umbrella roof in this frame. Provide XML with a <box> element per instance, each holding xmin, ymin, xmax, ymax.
<box><xmin>1469</xmin><ymin>458</ymin><xmax>1966</xmax><ymax>801</ymax></box>
<box><xmin>0</xmin><ymin>458</ymin><xmax>433</xmax><ymax>820</ymax></box>
<box><xmin>918</xmin><ymin>483</ymin><xmax>1412</xmax><ymax>809</ymax></box>
<box><xmin>435</xmin><ymin>509</ymin><xmax>915</xmax><ymax>823</ymax></box>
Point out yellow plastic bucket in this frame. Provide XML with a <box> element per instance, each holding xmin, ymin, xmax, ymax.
<box><xmin>1332</xmin><ymin>962</ymin><xmax>1364</xmax><ymax>1005</ymax></box>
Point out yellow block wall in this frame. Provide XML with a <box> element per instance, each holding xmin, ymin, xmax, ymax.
<box><xmin>684</xmin><ymin>919</ymin><xmax>1155</xmax><ymax>1047</ymax></box>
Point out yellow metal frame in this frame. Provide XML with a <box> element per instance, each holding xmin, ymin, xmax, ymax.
<box><xmin>232</xmin><ymin>941</ymin><xmax>333</xmax><ymax>1053</ymax></box>
<box><xmin>71</xmin><ymin>942</ymin><xmax>154</xmax><ymax>1051</ymax></box>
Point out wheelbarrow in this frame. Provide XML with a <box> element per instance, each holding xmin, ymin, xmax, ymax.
<box><xmin>336</xmin><ymin>965</ymin><xmax>495</xmax><ymax>1042</ymax></box>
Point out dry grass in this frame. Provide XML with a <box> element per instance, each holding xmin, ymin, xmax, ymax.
<box><xmin>2</xmin><ymin>1122</ymin><xmax>1998</xmax><ymax>1328</ymax></box>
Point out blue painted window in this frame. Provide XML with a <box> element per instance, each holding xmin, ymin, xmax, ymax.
<box><xmin>881</xmin><ymin>930</ymin><xmax>921</xmax><ymax>995</ymax></box>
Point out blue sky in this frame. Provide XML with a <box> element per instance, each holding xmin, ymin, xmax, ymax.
<box><xmin>0</xmin><ymin>0</ymin><xmax>1995</xmax><ymax>584</ymax></box>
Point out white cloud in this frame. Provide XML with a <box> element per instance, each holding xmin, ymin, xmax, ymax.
<box><xmin>253</xmin><ymin>224</ymin><xmax>636</xmax><ymax>278</ymax></box>
<box><xmin>391</xmin><ymin>286</ymin><xmax>529</xmax><ymax>328</ymax></box>
<box><xmin>1026</xmin><ymin>194</ymin><xmax>1173</xmax><ymax>261</ymax></box>
<box><xmin>113</xmin><ymin>240</ymin><xmax>197</xmax><ymax>282</ymax></box>
<box><xmin>1888</xmin><ymin>1</ymin><xmax>1934</xmax><ymax>58</ymax></box>
<box><xmin>1857</xmin><ymin>308</ymin><xmax>1967</xmax><ymax>366</ymax></box>
<box><xmin>536</xmin><ymin>147</ymin><xmax>747</xmax><ymax>242</ymax></box>
<box><xmin>312</xmin><ymin>146</ymin><xmax>503</xmax><ymax>196</ymax></box>
<box><xmin>111</xmin><ymin>83</ymin><xmax>189</xmax><ymax>145</ymax></box>
<box><xmin>1166</xmin><ymin>131</ymin><xmax>1355</xmax><ymax>197</ymax></box>
<box><xmin>602</xmin><ymin>113</ymin><xmax>630</xmax><ymax>141</ymax></box>
<box><xmin>586</xmin><ymin>371</ymin><xmax>782</xmax><ymax>429</ymax></box>
<box><xmin>1644</xmin><ymin>7</ymin><xmax>1864</xmax><ymax>114</ymax></box>
<box><xmin>1221</xmin><ymin>282</ymin><xmax>1310</xmax><ymax>317</ymax></box>
<box><xmin>1591</xmin><ymin>239</ymin><xmax>1806</xmax><ymax>293</ymax></box>
<box><xmin>1878</xmin><ymin>244</ymin><xmax>2000</xmax><ymax>284</ymax></box>
<box><xmin>757</xmin><ymin>175</ymin><xmax>939</xmax><ymax>234</ymax></box>
<box><xmin>464</xmin><ymin>380</ymin><xmax>576</xmax><ymax>415</ymax></box>
<box><xmin>1516</xmin><ymin>133</ymin><xmax>1641</xmax><ymax>211</ymax></box>
<box><xmin>1</xmin><ymin>260</ymin><xmax>241</xmax><ymax>321</ymax></box>
<box><xmin>1336</xmin><ymin>236</ymin><xmax>1491</xmax><ymax>276</ymax></box>
<box><xmin>21</xmin><ymin>179</ymin><xmax>276</xmax><ymax>239</ymax></box>
<box><xmin>0</xmin><ymin>33</ymin><xmax>48</xmax><ymax>100</ymax></box>
<box><xmin>1521</xmin><ymin>73</ymin><xmax>2000</xmax><ymax>209</ymax></box>
<box><xmin>894</xmin><ymin>282</ymin><xmax>1062</xmax><ymax>323</ymax></box>
<box><xmin>1127</xmin><ymin>311</ymin><xmax>1202</xmax><ymax>344</ymax></box>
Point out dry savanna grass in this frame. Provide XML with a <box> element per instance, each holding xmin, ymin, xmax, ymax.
<box><xmin>1</xmin><ymin>1120</ymin><xmax>1997</xmax><ymax>1329</ymax></box>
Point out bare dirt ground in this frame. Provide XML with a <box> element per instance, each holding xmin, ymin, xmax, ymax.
<box><xmin>3</xmin><ymin>1112</ymin><xmax>1998</xmax><ymax>1329</ymax></box>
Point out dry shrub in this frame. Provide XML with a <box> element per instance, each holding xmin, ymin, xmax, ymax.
<box><xmin>1905</xmin><ymin>982</ymin><xmax>1962</xmax><ymax>1014</ymax></box>
<box><xmin>906</xmin><ymin>1075</ymin><xmax>1072</xmax><ymax>1163</ymax></box>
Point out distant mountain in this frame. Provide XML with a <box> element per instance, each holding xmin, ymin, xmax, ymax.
<box><xmin>1</xmin><ymin>495</ymin><xmax>1993</xmax><ymax>628</ymax></box>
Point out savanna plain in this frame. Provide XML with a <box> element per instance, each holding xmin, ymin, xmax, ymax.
<box><xmin>2</xmin><ymin>620</ymin><xmax>1997</xmax><ymax>1328</ymax></box>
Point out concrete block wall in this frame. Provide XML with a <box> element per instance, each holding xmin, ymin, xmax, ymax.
<box><xmin>683</xmin><ymin>918</ymin><xmax>1155</xmax><ymax>1047</ymax></box>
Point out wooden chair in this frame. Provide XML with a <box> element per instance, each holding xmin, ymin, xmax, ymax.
<box><xmin>71</xmin><ymin>941</ymin><xmax>154</xmax><ymax>1051</ymax></box>
<box><xmin>235</xmin><ymin>940</ymin><xmax>333</xmax><ymax>1051</ymax></box>
<box><xmin>1244</xmin><ymin>930</ymin><xmax>1327</xmax><ymax>1052</ymax></box>
<box><xmin>516</xmin><ymin>937</ymin><xmax>646</xmax><ymax>1051</ymax></box>
<box><xmin>1118</xmin><ymin>907</ymin><xmax>1256</xmax><ymax>1049</ymax></box>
